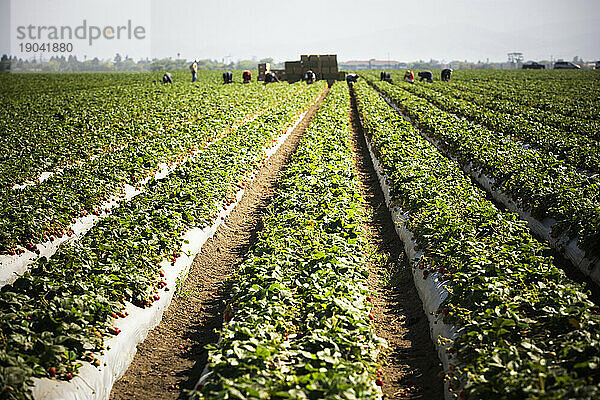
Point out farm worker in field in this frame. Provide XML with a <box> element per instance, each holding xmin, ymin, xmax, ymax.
<box><xmin>162</xmin><ymin>72</ymin><xmax>173</xmax><ymax>84</ymax></box>
<box><xmin>190</xmin><ymin>60</ymin><xmax>198</xmax><ymax>82</ymax></box>
<box><xmin>346</xmin><ymin>73</ymin><xmax>359</xmax><ymax>88</ymax></box>
<box><xmin>380</xmin><ymin>71</ymin><xmax>392</xmax><ymax>83</ymax></box>
<box><xmin>404</xmin><ymin>70</ymin><xmax>415</xmax><ymax>83</ymax></box>
<box><xmin>418</xmin><ymin>70</ymin><xmax>433</xmax><ymax>83</ymax></box>
<box><xmin>223</xmin><ymin>71</ymin><xmax>233</xmax><ymax>84</ymax></box>
<box><xmin>242</xmin><ymin>70</ymin><xmax>252</xmax><ymax>84</ymax></box>
<box><xmin>264</xmin><ymin>71</ymin><xmax>279</xmax><ymax>84</ymax></box>
<box><xmin>304</xmin><ymin>70</ymin><xmax>316</xmax><ymax>84</ymax></box>
<box><xmin>441</xmin><ymin>68</ymin><xmax>453</xmax><ymax>82</ymax></box>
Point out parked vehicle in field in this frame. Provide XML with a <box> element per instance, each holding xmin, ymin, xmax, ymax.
<box><xmin>522</xmin><ymin>62</ymin><xmax>545</xmax><ymax>69</ymax></box>
<box><xmin>553</xmin><ymin>61</ymin><xmax>580</xmax><ymax>69</ymax></box>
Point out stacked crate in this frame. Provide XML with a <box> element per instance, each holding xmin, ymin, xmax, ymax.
<box><xmin>270</xmin><ymin>69</ymin><xmax>286</xmax><ymax>81</ymax></box>
<box><xmin>257</xmin><ymin>63</ymin><xmax>270</xmax><ymax>81</ymax></box>
<box><xmin>319</xmin><ymin>55</ymin><xmax>339</xmax><ymax>81</ymax></box>
<box><xmin>302</xmin><ymin>54</ymin><xmax>320</xmax><ymax>75</ymax></box>
<box><xmin>285</xmin><ymin>61</ymin><xmax>303</xmax><ymax>83</ymax></box>
<box><xmin>278</xmin><ymin>54</ymin><xmax>344</xmax><ymax>82</ymax></box>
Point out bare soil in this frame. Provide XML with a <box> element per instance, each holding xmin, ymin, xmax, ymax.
<box><xmin>109</xmin><ymin>89</ymin><xmax>328</xmax><ymax>400</ymax></box>
<box><xmin>349</xmin><ymin>89</ymin><xmax>445</xmax><ymax>399</ymax></box>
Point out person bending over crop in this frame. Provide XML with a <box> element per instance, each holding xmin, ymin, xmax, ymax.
<box><xmin>441</xmin><ymin>68</ymin><xmax>452</xmax><ymax>82</ymax></box>
<box><xmin>404</xmin><ymin>70</ymin><xmax>415</xmax><ymax>83</ymax></box>
<box><xmin>304</xmin><ymin>70</ymin><xmax>316</xmax><ymax>84</ymax></box>
<box><xmin>242</xmin><ymin>70</ymin><xmax>252</xmax><ymax>84</ymax></box>
<box><xmin>380</xmin><ymin>71</ymin><xmax>392</xmax><ymax>83</ymax></box>
<box><xmin>346</xmin><ymin>73</ymin><xmax>359</xmax><ymax>88</ymax></box>
<box><xmin>418</xmin><ymin>70</ymin><xmax>433</xmax><ymax>83</ymax></box>
<box><xmin>223</xmin><ymin>71</ymin><xmax>233</xmax><ymax>84</ymax></box>
<box><xmin>162</xmin><ymin>72</ymin><xmax>173</xmax><ymax>84</ymax></box>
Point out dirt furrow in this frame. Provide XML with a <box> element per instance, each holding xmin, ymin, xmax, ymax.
<box><xmin>109</xmin><ymin>88</ymin><xmax>328</xmax><ymax>400</ymax></box>
<box><xmin>348</xmin><ymin>89</ymin><xmax>444</xmax><ymax>399</ymax></box>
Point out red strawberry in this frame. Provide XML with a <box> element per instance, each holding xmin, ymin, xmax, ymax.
<box><xmin>48</xmin><ymin>367</ymin><xmax>56</xmax><ymax>377</ymax></box>
<box><xmin>375</xmin><ymin>378</ymin><xmax>383</xmax><ymax>386</ymax></box>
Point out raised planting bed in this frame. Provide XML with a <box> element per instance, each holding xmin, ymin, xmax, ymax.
<box><xmin>192</xmin><ymin>82</ymin><xmax>387</xmax><ymax>399</ymax></box>
<box><xmin>353</xmin><ymin>80</ymin><xmax>600</xmax><ymax>399</ymax></box>
<box><xmin>0</xmin><ymin>82</ymin><xmax>326</xmax><ymax>400</ymax></box>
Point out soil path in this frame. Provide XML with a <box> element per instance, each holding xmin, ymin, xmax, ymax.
<box><xmin>110</xmin><ymin>88</ymin><xmax>329</xmax><ymax>400</ymax></box>
<box><xmin>349</xmin><ymin>89</ymin><xmax>445</xmax><ymax>399</ymax></box>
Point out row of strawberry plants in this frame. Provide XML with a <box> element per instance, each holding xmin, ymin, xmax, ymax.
<box><xmin>0</xmin><ymin>71</ymin><xmax>225</xmax><ymax>97</ymax></box>
<box><xmin>421</xmin><ymin>80</ymin><xmax>600</xmax><ymax>142</ymax></box>
<box><xmin>0</xmin><ymin>83</ymin><xmax>305</xmax><ymax>255</ymax></box>
<box><xmin>2</xmin><ymin>80</ymin><xmax>165</xmax><ymax>186</ymax></box>
<box><xmin>365</xmin><ymin>78</ymin><xmax>600</xmax><ymax>263</ymax></box>
<box><xmin>379</xmin><ymin>72</ymin><xmax>600</xmax><ymax>174</ymax></box>
<box><xmin>0</xmin><ymin>81</ymin><xmax>325</xmax><ymax>400</ymax></box>
<box><xmin>353</xmin><ymin>80</ymin><xmax>600</xmax><ymax>399</ymax></box>
<box><xmin>193</xmin><ymin>83</ymin><xmax>386</xmax><ymax>399</ymax></box>
<box><xmin>0</xmin><ymin>72</ymin><xmax>262</xmax><ymax>189</ymax></box>
<box><xmin>445</xmin><ymin>71</ymin><xmax>600</xmax><ymax>122</ymax></box>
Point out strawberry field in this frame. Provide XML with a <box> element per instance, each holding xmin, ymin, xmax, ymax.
<box><xmin>1</xmin><ymin>70</ymin><xmax>599</xmax><ymax>400</ymax></box>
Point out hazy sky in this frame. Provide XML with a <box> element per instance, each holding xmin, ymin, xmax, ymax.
<box><xmin>1</xmin><ymin>0</ymin><xmax>599</xmax><ymax>62</ymax></box>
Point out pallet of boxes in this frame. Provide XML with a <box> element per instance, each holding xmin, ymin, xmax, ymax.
<box><xmin>285</xmin><ymin>61</ymin><xmax>303</xmax><ymax>83</ymax></box>
<box><xmin>298</xmin><ymin>54</ymin><xmax>342</xmax><ymax>84</ymax></box>
<box><xmin>257</xmin><ymin>63</ymin><xmax>270</xmax><ymax>81</ymax></box>
<box><xmin>270</xmin><ymin>68</ymin><xmax>286</xmax><ymax>81</ymax></box>
<box><xmin>315</xmin><ymin>55</ymin><xmax>345</xmax><ymax>84</ymax></box>
<box><xmin>263</xmin><ymin>54</ymin><xmax>346</xmax><ymax>84</ymax></box>
<box><xmin>258</xmin><ymin>62</ymin><xmax>286</xmax><ymax>82</ymax></box>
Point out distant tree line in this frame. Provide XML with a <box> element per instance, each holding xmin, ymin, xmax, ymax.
<box><xmin>0</xmin><ymin>54</ymin><xmax>279</xmax><ymax>72</ymax></box>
